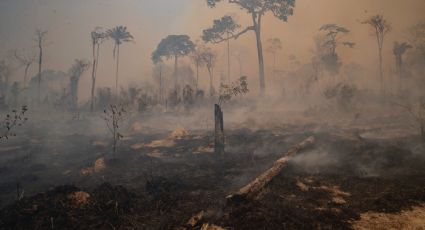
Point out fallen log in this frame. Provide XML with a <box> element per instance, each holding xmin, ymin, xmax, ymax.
<box><xmin>182</xmin><ymin>136</ymin><xmax>316</xmax><ymax>229</ymax></box>
<box><xmin>227</xmin><ymin>136</ymin><xmax>316</xmax><ymax>202</ymax></box>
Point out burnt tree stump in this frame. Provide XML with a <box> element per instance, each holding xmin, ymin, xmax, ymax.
<box><xmin>214</xmin><ymin>104</ymin><xmax>225</xmax><ymax>155</ymax></box>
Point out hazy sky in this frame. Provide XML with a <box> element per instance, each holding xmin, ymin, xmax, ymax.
<box><xmin>1</xmin><ymin>0</ymin><xmax>425</xmax><ymax>98</ymax></box>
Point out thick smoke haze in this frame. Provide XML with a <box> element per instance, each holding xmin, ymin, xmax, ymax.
<box><xmin>2</xmin><ymin>2</ymin><xmax>425</xmax><ymax>229</ymax></box>
<box><xmin>0</xmin><ymin>0</ymin><xmax>424</xmax><ymax>100</ymax></box>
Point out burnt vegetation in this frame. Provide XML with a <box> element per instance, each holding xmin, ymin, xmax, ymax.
<box><xmin>0</xmin><ymin>1</ymin><xmax>425</xmax><ymax>229</ymax></box>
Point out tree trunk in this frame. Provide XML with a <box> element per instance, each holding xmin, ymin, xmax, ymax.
<box><xmin>227</xmin><ymin>136</ymin><xmax>315</xmax><ymax>202</ymax></box>
<box><xmin>253</xmin><ymin>13</ymin><xmax>265</xmax><ymax>96</ymax></box>
<box><xmin>24</xmin><ymin>64</ymin><xmax>30</xmax><ymax>88</ymax></box>
<box><xmin>115</xmin><ymin>45</ymin><xmax>120</xmax><ymax>97</ymax></box>
<box><xmin>273</xmin><ymin>52</ymin><xmax>276</xmax><ymax>84</ymax></box>
<box><xmin>70</xmin><ymin>76</ymin><xmax>79</xmax><ymax>111</ymax></box>
<box><xmin>379</xmin><ymin>46</ymin><xmax>384</xmax><ymax>96</ymax></box>
<box><xmin>159</xmin><ymin>64</ymin><xmax>163</xmax><ymax>104</ymax></box>
<box><xmin>397</xmin><ymin>55</ymin><xmax>403</xmax><ymax>93</ymax></box>
<box><xmin>38</xmin><ymin>41</ymin><xmax>43</xmax><ymax>103</ymax></box>
<box><xmin>208</xmin><ymin>66</ymin><xmax>214</xmax><ymax>97</ymax></box>
<box><xmin>214</xmin><ymin>104</ymin><xmax>224</xmax><ymax>155</ymax></box>
<box><xmin>174</xmin><ymin>55</ymin><xmax>178</xmax><ymax>91</ymax></box>
<box><xmin>238</xmin><ymin>56</ymin><xmax>242</xmax><ymax>77</ymax></box>
<box><xmin>227</xmin><ymin>32</ymin><xmax>231</xmax><ymax>84</ymax></box>
<box><xmin>196</xmin><ymin>62</ymin><xmax>199</xmax><ymax>91</ymax></box>
<box><xmin>90</xmin><ymin>41</ymin><xmax>97</xmax><ymax>112</ymax></box>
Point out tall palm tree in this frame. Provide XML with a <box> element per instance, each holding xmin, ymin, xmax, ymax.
<box><xmin>106</xmin><ymin>26</ymin><xmax>134</xmax><ymax>96</ymax></box>
<box><xmin>90</xmin><ymin>27</ymin><xmax>107</xmax><ymax>111</ymax></box>
<box><xmin>362</xmin><ymin>15</ymin><xmax>391</xmax><ymax>96</ymax></box>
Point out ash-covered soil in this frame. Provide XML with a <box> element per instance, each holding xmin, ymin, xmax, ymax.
<box><xmin>0</xmin><ymin>110</ymin><xmax>425</xmax><ymax>229</ymax></box>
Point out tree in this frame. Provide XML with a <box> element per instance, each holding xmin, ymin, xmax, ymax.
<box><xmin>410</xmin><ymin>23</ymin><xmax>425</xmax><ymax>59</ymax></box>
<box><xmin>68</xmin><ymin>59</ymin><xmax>90</xmax><ymax>110</ymax></box>
<box><xmin>200</xmin><ymin>47</ymin><xmax>217</xmax><ymax>96</ymax></box>
<box><xmin>152</xmin><ymin>62</ymin><xmax>165</xmax><ymax>104</ymax></box>
<box><xmin>408</xmin><ymin>23</ymin><xmax>425</xmax><ymax>88</ymax></box>
<box><xmin>266</xmin><ymin>38</ymin><xmax>283</xmax><ymax>82</ymax></box>
<box><xmin>0</xmin><ymin>60</ymin><xmax>11</xmax><ymax>99</ymax></box>
<box><xmin>90</xmin><ymin>27</ymin><xmax>108</xmax><ymax>111</ymax></box>
<box><xmin>190</xmin><ymin>43</ymin><xmax>207</xmax><ymax>90</ymax></box>
<box><xmin>9</xmin><ymin>82</ymin><xmax>20</xmax><ymax>108</ymax></box>
<box><xmin>393</xmin><ymin>42</ymin><xmax>412</xmax><ymax>93</ymax></box>
<box><xmin>35</xmin><ymin>29</ymin><xmax>47</xmax><ymax>103</ymax></box>
<box><xmin>318</xmin><ymin>24</ymin><xmax>355</xmax><ymax>75</ymax></box>
<box><xmin>106</xmin><ymin>26</ymin><xmax>134</xmax><ymax>96</ymax></box>
<box><xmin>362</xmin><ymin>15</ymin><xmax>391</xmax><ymax>95</ymax></box>
<box><xmin>13</xmin><ymin>50</ymin><xmax>36</xmax><ymax>88</ymax></box>
<box><xmin>215</xmin><ymin>76</ymin><xmax>249</xmax><ymax>155</ymax></box>
<box><xmin>152</xmin><ymin>35</ymin><xmax>195</xmax><ymax>91</ymax></box>
<box><xmin>205</xmin><ymin>0</ymin><xmax>296</xmax><ymax>96</ymax></box>
<box><xmin>203</xmin><ymin>15</ymin><xmax>240</xmax><ymax>83</ymax></box>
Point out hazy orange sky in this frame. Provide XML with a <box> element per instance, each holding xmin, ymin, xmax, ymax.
<box><xmin>1</xmin><ymin>0</ymin><xmax>424</xmax><ymax>99</ymax></box>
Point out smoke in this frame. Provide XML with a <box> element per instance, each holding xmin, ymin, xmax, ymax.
<box><xmin>1</xmin><ymin>0</ymin><xmax>424</xmax><ymax>101</ymax></box>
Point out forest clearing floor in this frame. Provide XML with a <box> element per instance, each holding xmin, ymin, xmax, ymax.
<box><xmin>0</xmin><ymin>110</ymin><xmax>425</xmax><ymax>229</ymax></box>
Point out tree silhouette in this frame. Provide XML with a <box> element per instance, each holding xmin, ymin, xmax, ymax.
<box><xmin>393</xmin><ymin>42</ymin><xmax>412</xmax><ymax>93</ymax></box>
<box><xmin>152</xmin><ymin>35</ymin><xmax>195</xmax><ymax>91</ymax></box>
<box><xmin>266</xmin><ymin>38</ymin><xmax>283</xmax><ymax>82</ymax></box>
<box><xmin>205</xmin><ymin>0</ymin><xmax>296</xmax><ymax>96</ymax></box>
<box><xmin>408</xmin><ymin>23</ymin><xmax>425</xmax><ymax>81</ymax></box>
<box><xmin>13</xmin><ymin>50</ymin><xmax>36</xmax><ymax>88</ymax></box>
<box><xmin>203</xmin><ymin>15</ymin><xmax>240</xmax><ymax>83</ymax></box>
<box><xmin>106</xmin><ymin>26</ymin><xmax>134</xmax><ymax>96</ymax></box>
<box><xmin>0</xmin><ymin>60</ymin><xmax>11</xmax><ymax>99</ymax></box>
<box><xmin>68</xmin><ymin>59</ymin><xmax>90</xmax><ymax>111</ymax></box>
<box><xmin>190</xmin><ymin>43</ymin><xmax>207</xmax><ymax>90</ymax></box>
<box><xmin>410</xmin><ymin>23</ymin><xmax>425</xmax><ymax>59</ymax></box>
<box><xmin>90</xmin><ymin>27</ymin><xmax>108</xmax><ymax>111</ymax></box>
<box><xmin>35</xmin><ymin>29</ymin><xmax>47</xmax><ymax>103</ymax></box>
<box><xmin>362</xmin><ymin>15</ymin><xmax>391</xmax><ymax>96</ymax></box>
<box><xmin>319</xmin><ymin>24</ymin><xmax>355</xmax><ymax>75</ymax></box>
<box><xmin>200</xmin><ymin>47</ymin><xmax>217</xmax><ymax>96</ymax></box>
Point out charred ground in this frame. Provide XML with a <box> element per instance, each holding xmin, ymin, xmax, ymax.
<box><xmin>0</xmin><ymin>106</ymin><xmax>424</xmax><ymax>229</ymax></box>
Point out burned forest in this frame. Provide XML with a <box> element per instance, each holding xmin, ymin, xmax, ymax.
<box><xmin>1</xmin><ymin>0</ymin><xmax>425</xmax><ymax>229</ymax></box>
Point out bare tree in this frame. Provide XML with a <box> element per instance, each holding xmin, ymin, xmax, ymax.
<box><xmin>35</xmin><ymin>29</ymin><xmax>48</xmax><ymax>103</ymax></box>
<box><xmin>0</xmin><ymin>106</ymin><xmax>28</xmax><ymax>140</ymax></box>
<box><xmin>205</xmin><ymin>0</ymin><xmax>296</xmax><ymax>96</ymax></box>
<box><xmin>103</xmin><ymin>105</ymin><xmax>126</xmax><ymax>156</ymax></box>
<box><xmin>90</xmin><ymin>27</ymin><xmax>108</xmax><ymax>111</ymax></box>
<box><xmin>362</xmin><ymin>15</ymin><xmax>391</xmax><ymax>96</ymax></box>
<box><xmin>13</xmin><ymin>50</ymin><xmax>36</xmax><ymax>88</ymax></box>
